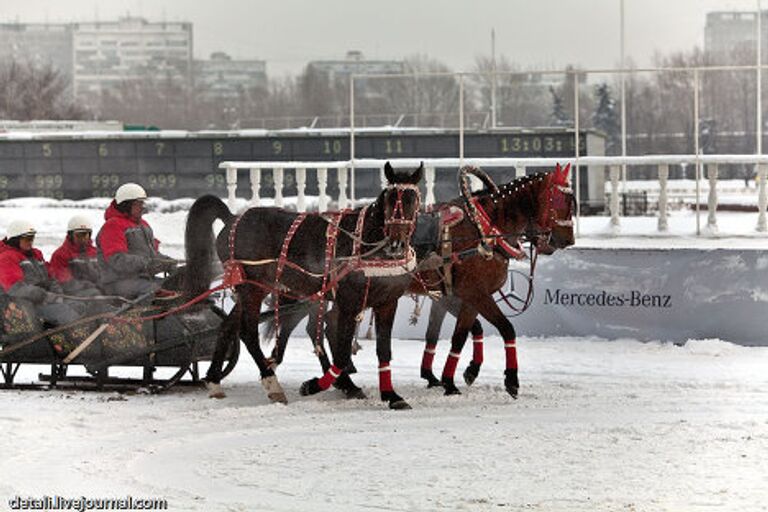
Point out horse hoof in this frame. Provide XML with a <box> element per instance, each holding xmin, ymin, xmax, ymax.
<box><xmin>300</xmin><ymin>378</ymin><xmax>321</xmax><ymax>396</ymax></box>
<box><xmin>381</xmin><ymin>391</ymin><xmax>410</xmax><ymax>409</ymax></box>
<box><xmin>262</xmin><ymin>375</ymin><xmax>287</xmax><ymax>404</ymax></box>
<box><xmin>333</xmin><ymin>374</ymin><xmax>366</xmax><ymax>399</ymax></box>
<box><xmin>267</xmin><ymin>392</ymin><xmax>288</xmax><ymax>404</ymax></box>
<box><xmin>206</xmin><ymin>382</ymin><xmax>226</xmax><ymax>399</ymax></box>
<box><xmin>443</xmin><ymin>384</ymin><xmax>461</xmax><ymax>396</ymax></box>
<box><xmin>389</xmin><ymin>399</ymin><xmax>412</xmax><ymax>410</ymax></box>
<box><xmin>504</xmin><ymin>369</ymin><xmax>519</xmax><ymax>399</ymax></box>
<box><xmin>420</xmin><ymin>369</ymin><xmax>442</xmax><ymax>388</ymax></box>
<box><xmin>343</xmin><ymin>386</ymin><xmax>367</xmax><ymax>400</ymax></box>
<box><xmin>441</xmin><ymin>378</ymin><xmax>461</xmax><ymax>396</ymax></box>
<box><xmin>463</xmin><ymin>362</ymin><xmax>481</xmax><ymax>386</ymax></box>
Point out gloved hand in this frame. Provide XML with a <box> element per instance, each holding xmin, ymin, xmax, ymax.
<box><xmin>147</xmin><ymin>257</ymin><xmax>178</xmax><ymax>276</ymax></box>
<box><xmin>43</xmin><ymin>291</ymin><xmax>64</xmax><ymax>304</ymax></box>
<box><xmin>27</xmin><ymin>286</ymin><xmax>48</xmax><ymax>304</ymax></box>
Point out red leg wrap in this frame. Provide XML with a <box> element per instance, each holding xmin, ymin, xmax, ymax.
<box><xmin>317</xmin><ymin>365</ymin><xmax>341</xmax><ymax>390</ymax></box>
<box><xmin>378</xmin><ymin>362</ymin><xmax>393</xmax><ymax>392</ymax></box>
<box><xmin>421</xmin><ymin>343</ymin><xmax>437</xmax><ymax>370</ymax></box>
<box><xmin>472</xmin><ymin>335</ymin><xmax>484</xmax><ymax>365</ymax></box>
<box><xmin>505</xmin><ymin>340</ymin><xmax>518</xmax><ymax>370</ymax></box>
<box><xmin>442</xmin><ymin>352</ymin><xmax>460</xmax><ymax>379</ymax></box>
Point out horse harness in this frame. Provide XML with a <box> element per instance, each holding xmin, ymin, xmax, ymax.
<box><xmin>222</xmin><ymin>182</ymin><xmax>421</xmax><ymax>343</ymax></box>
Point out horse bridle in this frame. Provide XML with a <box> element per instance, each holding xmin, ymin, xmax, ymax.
<box><xmin>528</xmin><ymin>183</ymin><xmax>575</xmax><ymax>251</ymax></box>
<box><xmin>383</xmin><ymin>183</ymin><xmax>421</xmax><ymax>240</ymax></box>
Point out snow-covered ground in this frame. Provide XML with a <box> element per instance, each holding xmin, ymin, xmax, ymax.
<box><xmin>1</xmin><ymin>196</ymin><xmax>767</xmax><ymax>511</ymax></box>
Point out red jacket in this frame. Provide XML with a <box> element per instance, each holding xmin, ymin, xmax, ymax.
<box><xmin>50</xmin><ymin>237</ymin><xmax>99</xmax><ymax>283</ymax></box>
<box><xmin>0</xmin><ymin>242</ymin><xmax>49</xmax><ymax>292</ymax></box>
<box><xmin>97</xmin><ymin>201</ymin><xmax>160</xmax><ymax>261</ymax></box>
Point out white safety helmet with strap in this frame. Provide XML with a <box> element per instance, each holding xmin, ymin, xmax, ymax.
<box><xmin>115</xmin><ymin>183</ymin><xmax>147</xmax><ymax>205</ymax></box>
<box><xmin>6</xmin><ymin>220</ymin><xmax>36</xmax><ymax>239</ymax></box>
<box><xmin>67</xmin><ymin>215</ymin><xmax>93</xmax><ymax>232</ymax></box>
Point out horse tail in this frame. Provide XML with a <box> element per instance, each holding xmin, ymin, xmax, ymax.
<box><xmin>184</xmin><ymin>195</ymin><xmax>234</xmax><ymax>298</ymax></box>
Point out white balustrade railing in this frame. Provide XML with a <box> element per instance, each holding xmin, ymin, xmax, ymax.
<box><xmin>657</xmin><ymin>164</ymin><xmax>669</xmax><ymax>232</ymax></box>
<box><xmin>219</xmin><ymin>155</ymin><xmax>768</xmax><ymax>236</ymax></box>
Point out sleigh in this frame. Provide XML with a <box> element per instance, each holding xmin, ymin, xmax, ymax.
<box><xmin>0</xmin><ymin>274</ymin><xmax>239</xmax><ymax>392</ymax></box>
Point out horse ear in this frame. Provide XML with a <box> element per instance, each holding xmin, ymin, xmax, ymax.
<box><xmin>410</xmin><ymin>161</ymin><xmax>424</xmax><ymax>184</ymax></box>
<box><xmin>384</xmin><ymin>161</ymin><xmax>395</xmax><ymax>183</ymax></box>
<box><xmin>561</xmin><ymin>163</ymin><xmax>571</xmax><ymax>183</ymax></box>
<box><xmin>553</xmin><ymin>162</ymin><xmax>570</xmax><ymax>185</ymax></box>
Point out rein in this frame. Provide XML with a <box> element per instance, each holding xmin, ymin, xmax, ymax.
<box><xmin>469</xmin><ymin>198</ymin><xmax>526</xmax><ymax>260</ymax></box>
<box><xmin>495</xmin><ymin>243</ymin><xmax>539</xmax><ymax>317</ymax></box>
<box><xmin>458</xmin><ymin>165</ymin><xmax>526</xmax><ymax>261</ymax></box>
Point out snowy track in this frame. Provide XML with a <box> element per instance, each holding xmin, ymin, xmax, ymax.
<box><xmin>1</xmin><ymin>200</ymin><xmax>767</xmax><ymax>510</ymax></box>
<box><xmin>1</xmin><ymin>336</ymin><xmax>767</xmax><ymax>511</ymax></box>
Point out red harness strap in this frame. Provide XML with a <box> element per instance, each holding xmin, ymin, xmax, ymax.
<box><xmin>469</xmin><ymin>198</ymin><xmax>526</xmax><ymax>260</ymax></box>
<box><xmin>274</xmin><ymin>213</ymin><xmax>308</xmax><ymax>340</ymax></box>
<box><xmin>351</xmin><ymin>205</ymin><xmax>369</xmax><ymax>258</ymax></box>
<box><xmin>222</xmin><ymin>213</ymin><xmax>247</xmax><ymax>288</ymax></box>
<box><xmin>314</xmin><ymin>212</ymin><xmax>343</xmax><ymax>350</ymax></box>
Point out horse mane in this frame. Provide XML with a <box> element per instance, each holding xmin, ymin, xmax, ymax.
<box><xmin>453</xmin><ymin>172</ymin><xmax>547</xmax><ymax>228</ymax></box>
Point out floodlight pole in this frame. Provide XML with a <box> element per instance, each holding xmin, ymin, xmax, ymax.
<box><xmin>350</xmin><ymin>75</ymin><xmax>356</xmax><ymax>206</ymax></box>
<box><xmin>491</xmin><ymin>28</ymin><xmax>497</xmax><ymax>128</ymax></box>
<box><xmin>620</xmin><ymin>0</ymin><xmax>627</xmax><ymax>190</ymax></box>
<box><xmin>758</xmin><ymin>0</ymin><xmax>767</xmax><ymax>231</ymax></box>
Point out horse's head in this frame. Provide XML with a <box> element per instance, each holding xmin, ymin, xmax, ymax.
<box><xmin>381</xmin><ymin>161</ymin><xmax>423</xmax><ymax>255</ymax></box>
<box><xmin>532</xmin><ymin>163</ymin><xmax>576</xmax><ymax>254</ymax></box>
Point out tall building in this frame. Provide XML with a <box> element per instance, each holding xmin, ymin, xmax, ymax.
<box><xmin>705</xmin><ymin>10</ymin><xmax>767</xmax><ymax>64</ymax></box>
<box><xmin>0</xmin><ymin>23</ymin><xmax>73</xmax><ymax>79</ymax></box>
<box><xmin>194</xmin><ymin>52</ymin><xmax>267</xmax><ymax>101</ymax></box>
<box><xmin>72</xmin><ymin>16</ymin><xmax>193</xmax><ymax>99</ymax></box>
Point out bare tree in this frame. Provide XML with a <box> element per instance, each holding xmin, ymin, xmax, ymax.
<box><xmin>0</xmin><ymin>60</ymin><xmax>87</xmax><ymax>120</ymax></box>
<box><xmin>471</xmin><ymin>55</ymin><xmax>550</xmax><ymax>127</ymax></box>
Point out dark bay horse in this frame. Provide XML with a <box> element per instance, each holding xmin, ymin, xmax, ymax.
<box><xmin>184</xmin><ymin>162</ymin><xmax>423</xmax><ymax>409</ymax></box>
<box><xmin>261</xmin><ymin>164</ymin><xmax>576</xmax><ymax>398</ymax></box>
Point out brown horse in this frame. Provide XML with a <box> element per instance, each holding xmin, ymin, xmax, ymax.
<box><xmin>261</xmin><ymin>164</ymin><xmax>575</xmax><ymax>398</ymax></box>
<box><xmin>184</xmin><ymin>162</ymin><xmax>423</xmax><ymax>409</ymax></box>
<box><xmin>409</xmin><ymin>164</ymin><xmax>575</xmax><ymax>396</ymax></box>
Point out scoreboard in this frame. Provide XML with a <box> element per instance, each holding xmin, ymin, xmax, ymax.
<box><xmin>0</xmin><ymin>129</ymin><xmax>604</xmax><ymax>207</ymax></box>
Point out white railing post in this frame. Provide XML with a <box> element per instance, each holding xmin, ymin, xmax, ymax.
<box><xmin>610</xmin><ymin>165</ymin><xmax>621</xmax><ymax>229</ymax></box>
<box><xmin>317</xmin><ymin>167</ymin><xmax>328</xmax><ymax>212</ymax></box>
<box><xmin>516</xmin><ymin>166</ymin><xmax>526</xmax><ymax>179</ymax></box>
<box><xmin>249</xmin><ymin>167</ymin><xmax>261</xmax><ymax>207</ymax></box>
<box><xmin>706</xmin><ymin>164</ymin><xmax>718</xmax><ymax>233</ymax></box>
<box><xmin>425</xmin><ymin>166</ymin><xmax>436</xmax><ymax>207</ymax></box>
<box><xmin>758</xmin><ymin>164</ymin><xmax>768</xmax><ymax>232</ymax></box>
<box><xmin>296</xmin><ymin>167</ymin><xmax>307</xmax><ymax>212</ymax></box>
<box><xmin>657</xmin><ymin>164</ymin><xmax>669</xmax><ymax>232</ymax></box>
<box><xmin>380</xmin><ymin>167</ymin><xmax>387</xmax><ymax>189</ymax></box>
<box><xmin>273</xmin><ymin>167</ymin><xmax>284</xmax><ymax>208</ymax></box>
<box><xmin>225</xmin><ymin>166</ymin><xmax>238</xmax><ymax>211</ymax></box>
<box><xmin>338</xmin><ymin>166</ymin><xmax>348</xmax><ymax>209</ymax></box>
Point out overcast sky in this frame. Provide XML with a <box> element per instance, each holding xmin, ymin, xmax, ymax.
<box><xmin>0</xmin><ymin>0</ymin><xmax>761</xmax><ymax>76</ymax></box>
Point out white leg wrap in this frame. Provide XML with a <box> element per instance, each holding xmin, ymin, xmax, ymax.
<box><xmin>206</xmin><ymin>382</ymin><xmax>226</xmax><ymax>399</ymax></box>
<box><xmin>262</xmin><ymin>375</ymin><xmax>287</xmax><ymax>404</ymax></box>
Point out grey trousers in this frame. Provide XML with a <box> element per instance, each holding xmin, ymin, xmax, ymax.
<box><xmin>103</xmin><ymin>278</ymin><xmax>160</xmax><ymax>301</ymax></box>
<box><xmin>37</xmin><ymin>301</ymin><xmax>85</xmax><ymax>327</ymax></box>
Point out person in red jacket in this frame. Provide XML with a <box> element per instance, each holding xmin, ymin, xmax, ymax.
<box><xmin>96</xmin><ymin>183</ymin><xmax>176</xmax><ymax>299</ymax></box>
<box><xmin>0</xmin><ymin>220</ymin><xmax>83</xmax><ymax>329</ymax></box>
<box><xmin>50</xmin><ymin>214</ymin><xmax>103</xmax><ymax>297</ymax></box>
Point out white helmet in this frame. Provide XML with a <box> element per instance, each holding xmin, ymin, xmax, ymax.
<box><xmin>67</xmin><ymin>215</ymin><xmax>93</xmax><ymax>232</ymax></box>
<box><xmin>115</xmin><ymin>183</ymin><xmax>147</xmax><ymax>205</ymax></box>
<box><xmin>7</xmin><ymin>220</ymin><xmax>36</xmax><ymax>239</ymax></box>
